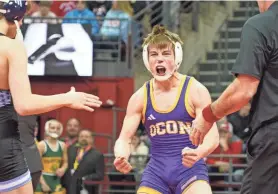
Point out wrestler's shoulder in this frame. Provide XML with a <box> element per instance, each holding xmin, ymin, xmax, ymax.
<box><xmin>0</xmin><ymin>37</ymin><xmax>25</xmax><ymax>54</ymax></box>
<box><xmin>183</xmin><ymin>74</ymin><xmax>201</xmax><ymax>86</ymax></box>
<box><xmin>183</xmin><ymin>74</ymin><xmax>209</xmax><ymax>92</ymax></box>
<box><xmin>130</xmin><ymin>85</ymin><xmax>145</xmax><ymax>102</ymax></box>
<box><xmin>127</xmin><ymin>81</ymin><xmax>149</xmax><ymax>107</ymax></box>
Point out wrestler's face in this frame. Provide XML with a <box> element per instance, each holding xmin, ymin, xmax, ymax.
<box><xmin>148</xmin><ymin>43</ymin><xmax>175</xmax><ymax>80</ymax></box>
<box><xmin>6</xmin><ymin>19</ymin><xmax>23</xmax><ymax>39</ymax></box>
<box><xmin>48</xmin><ymin>122</ymin><xmax>62</xmax><ymax>139</ymax></box>
<box><xmin>66</xmin><ymin>119</ymin><xmax>80</xmax><ymax>138</ymax></box>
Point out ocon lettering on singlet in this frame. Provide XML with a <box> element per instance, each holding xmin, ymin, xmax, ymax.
<box><xmin>149</xmin><ymin>120</ymin><xmax>192</xmax><ymax>137</ymax></box>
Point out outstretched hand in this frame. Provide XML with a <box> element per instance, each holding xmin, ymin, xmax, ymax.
<box><xmin>66</xmin><ymin>87</ymin><xmax>102</xmax><ymax>112</ymax></box>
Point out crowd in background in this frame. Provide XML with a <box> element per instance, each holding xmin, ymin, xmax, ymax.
<box><xmin>34</xmin><ymin>117</ymin><xmax>150</xmax><ymax>194</ymax></box>
<box><xmin>24</xmin><ymin>0</ymin><xmax>164</xmax><ymax>54</ymax></box>
<box><xmin>24</xmin><ymin>1</ymin><xmax>253</xmax><ymax>193</ymax></box>
<box><xmin>207</xmin><ymin>103</ymin><xmax>251</xmax><ymax>191</ymax></box>
<box><xmin>33</xmin><ymin>103</ymin><xmax>250</xmax><ymax>194</ymax></box>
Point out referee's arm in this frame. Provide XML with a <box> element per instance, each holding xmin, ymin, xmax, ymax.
<box><xmin>211</xmin><ymin>23</ymin><xmax>269</xmax><ymax>118</ymax></box>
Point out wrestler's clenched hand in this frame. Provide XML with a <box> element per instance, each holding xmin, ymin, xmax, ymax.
<box><xmin>114</xmin><ymin>157</ymin><xmax>132</xmax><ymax>174</ymax></box>
<box><xmin>181</xmin><ymin>147</ymin><xmax>201</xmax><ymax>168</ymax></box>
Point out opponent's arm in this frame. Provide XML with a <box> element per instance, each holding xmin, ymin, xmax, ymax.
<box><xmin>211</xmin><ymin>75</ymin><xmax>259</xmax><ymax>118</ymax></box>
<box><xmin>114</xmin><ymin>87</ymin><xmax>144</xmax><ymax>160</ymax></box>
<box><xmin>7</xmin><ymin>40</ymin><xmax>101</xmax><ymax>116</ymax></box>
<box><xmin>191</xmin><ymin>80</ymin><xmax>219</xmax><ymax>157</ymax></box>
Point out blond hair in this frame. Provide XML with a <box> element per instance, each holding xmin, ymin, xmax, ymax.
<box><xmin>142</xmin><ymin>25</ymin><xmax>183</xmax><ymax>50</ymax></box>
<box><xmin>112</xmin><ymin>1</ymin><xmax>134</xmax><ymax>17</ymax></box>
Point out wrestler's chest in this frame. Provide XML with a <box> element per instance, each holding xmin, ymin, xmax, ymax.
<box><xmin>152</xmin><ymin>89</ymin><xmax>179</xmax><ymax>110</ymax></box>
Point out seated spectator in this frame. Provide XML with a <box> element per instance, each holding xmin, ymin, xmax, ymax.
<box><xmin>86</xmin><ymin>1</ymin><xmax>112</xmax><ymax>18</ymax></box>
<box><xmin>31</xmin><ymin>1</ymin><xmax>57</xmax><ymax>24</ymax></box>
<box><xmin>50</xmin><ymin>0</ymin><xmax>76</xmax><ymax>17</ymax></box>
<box><xmin>207</xmin><ymin>117</ymin><xmax>243</xmax><ymax>190</ymax></box>
<box><xmin>63</xmin><ymin>0</ymin><xmax>99</xmax><ymax>35</ymax></box>
<box><xmin>63</xmin><ymin>130</ymin><xmax>104</xmax><ymax>194</ymax></box>
<box><xmin>26</xmin><ymin>1</ymin><xmax>40</xmax><ymax>16</ymax></box>
<box><xmin>227</xmin><ymin>103</ymin><xmax>251</xmax><ymax>143</ymax></box>
<box><xmin>100</xmin><ymin>0</ymin><xmax>133</xmax><ymax>44</ymax></box>
<box><xmin>109</xmin><ymin>133</ymin><xmax>147</xmax><ymax>194</ymax></box>
<box><xmin>129</xmin><ymin>134</ymin><xmax>149</xmax><ymax>174</ymax></box>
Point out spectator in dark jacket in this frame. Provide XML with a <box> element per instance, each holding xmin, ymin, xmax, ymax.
<box><xmin>63</xmin><ymin>130</ymin><xmax>104</xmax><ymax>194</ymax></box>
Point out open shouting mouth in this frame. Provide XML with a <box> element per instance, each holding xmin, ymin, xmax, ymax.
<box><xmin>156</xmin><ymin>66</ymin><xmax>166</xmax><ymax>76</ymax></box>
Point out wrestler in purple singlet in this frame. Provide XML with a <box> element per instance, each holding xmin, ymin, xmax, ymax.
<box><xmin>140</xmin><ymin>75</ymin><xmax>209</xmax><ymax>194</ymax></box>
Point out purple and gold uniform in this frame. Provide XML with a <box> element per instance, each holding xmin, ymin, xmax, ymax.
<box><xmin>139</xmin><ymin>75</ymin><xmax>209</xmax><ymax>194</ymax></box>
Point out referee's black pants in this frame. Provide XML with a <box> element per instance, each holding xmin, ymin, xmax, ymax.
<box><xmin>240</xmin><ymin>123</ymin><xmax>278</xmax><ymax>194</ymax></box>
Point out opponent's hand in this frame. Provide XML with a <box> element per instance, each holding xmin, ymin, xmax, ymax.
<box><xmin>113</xmin><ymin>157</ymin><xmax>132</xmax><ymax>174</ymax></box>
<box><xmin>66</xmin><ymin>87</ymin><xmax>102</xmax><ymax>112</ymax></box>
<box><xmin>190</xmin><ymin>113</ymin><xmax>213</xmax><ymax>146</ymax></box>
<box><xmin>56</xmin><ymin>168</ymin><xmax>66</xmax><ymax>177</ymax></box>
<box><xmin>182</xmin><ymin>147</ymin><xmax>201</xmax><ymax>168</ymax></box>
<box><xmin>41</xmin><ymin>183</ymin><xmax>51</xmax><ymax>192</ymax></box>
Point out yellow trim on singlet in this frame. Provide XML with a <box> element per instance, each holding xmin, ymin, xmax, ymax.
<box><xmin>184</xmin><ymin>77</ymin><xmax>196</xmax><ymax>118</ymax></box>
<box><xmin>181</xmin><ymin>180</ymin><xmax>209</xmax><ymax>194</ymax></box>
<box><xmin>150</xmin><ymin>75</ymin><xmax>186</xmax><ymax>113</ymax></box>
<box><xmin>142</xmin><ymin>83</ymin><xmax>147</xmax><ymax>124</ymax></box>
<box><xmin>137</xmin><ymin>186</ymin><xmax>162</xmax><ymax>194</ymax></box>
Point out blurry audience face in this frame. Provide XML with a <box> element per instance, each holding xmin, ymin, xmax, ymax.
<box><xmin>78</xmin><ymin>130</ymin><xmax>93</xmax><ymax>147</ymax></box>
<box><xmin>219</xmin><ymin>128</ymin><xmax>231</xmax><ymax>139</ymax></box>
<box><xmin>66</xmin><ymin>118</ymin><xmax>80</xmax><ymax>138</ymax></box>
<box><xmin>131</xmin><ymin>135</ymin><xmax>140</xmax><ymax>147</ymax></box>
<box><xmin>112</xmin><ymin>1</ymin><xmax>133</xmax><ymax>16</ymax></box>
<box><xmin>76</xmin><ymin>0</ymin><xmax>86</xmax><ymax>11</ymax></box>
<box><xmin>239</xmin><ymin>103</ymin><xmax>251</xmax><ymax>117</ymax></box>
<box><xmin>218</xmin><ymin>117</ymin><xmax>232</xmax><ymax>139</ymax></box>
<box><xmin>39</xmin><ymin>2</ymin><xmax>52</xmax><ymax>17</ymax></box>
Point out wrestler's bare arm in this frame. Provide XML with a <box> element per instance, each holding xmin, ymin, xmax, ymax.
<box><xmin>114</xmin><ymin>87</ymin><xmax>144</xmax><ymax>160</ymax></box>
<box><xmin>7</xmin><ymin>39</ymin><xmax>100</xmax><ymax>115</ymax></box>
<box><xmin>211</xmin><ymin>75</ymin><xmax>259</xmax><ymax>118</ymax></box>
<box><xmin>190</xmin><ymin>79</ymin><xmax>219</xmax><ymax>157</ymax></box>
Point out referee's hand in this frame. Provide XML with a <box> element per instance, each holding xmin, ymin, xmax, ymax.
<box><xmin>190</xmin><ymin>113</ymin><xmax>213</xmax><ymax>146</ymax></box>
